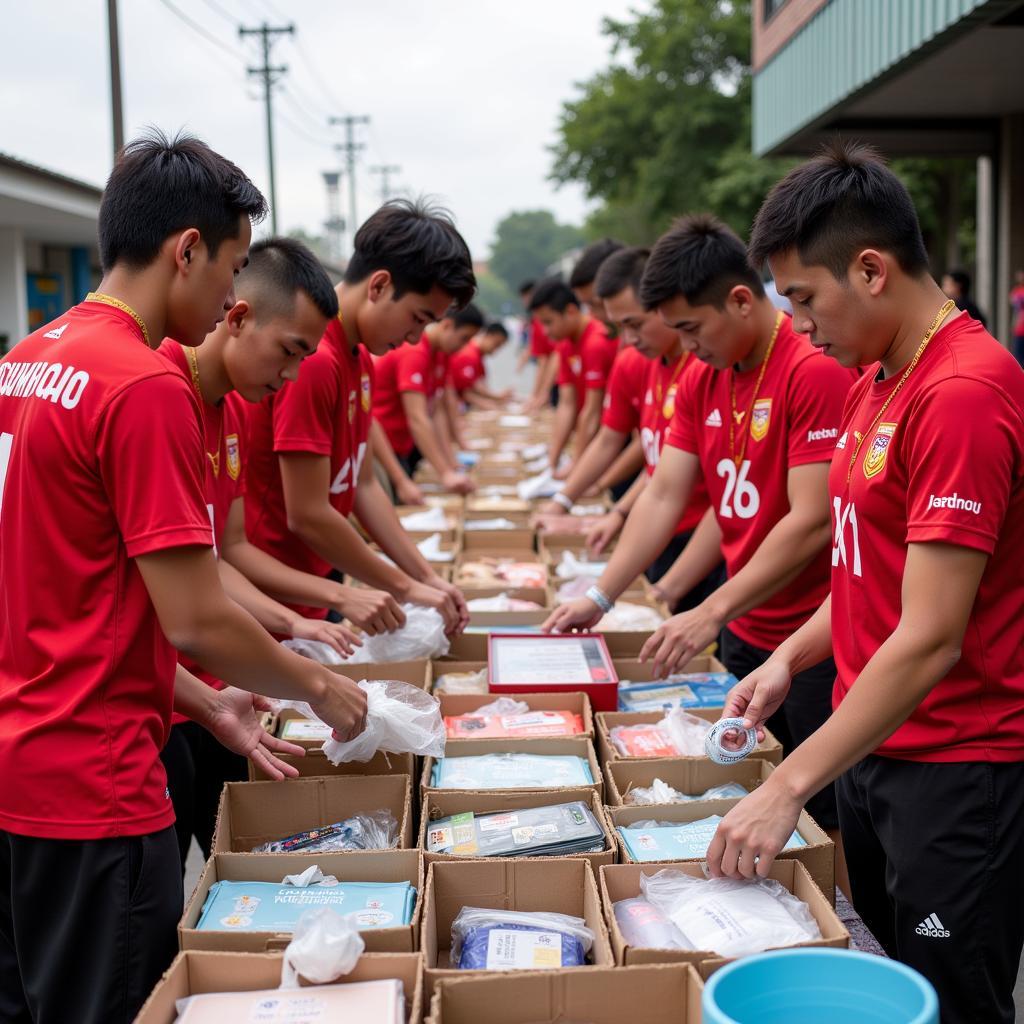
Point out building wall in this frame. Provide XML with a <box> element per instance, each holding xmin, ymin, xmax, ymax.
<box><xmin>753</xmin><ymin>0</ymin><xmax>831</xmax><ymax>70</ymax></box>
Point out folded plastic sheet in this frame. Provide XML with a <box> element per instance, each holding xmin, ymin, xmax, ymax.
<box><xmin>618</xmin><ymin>814</ymin><xmax>806</xmax><ymax>862</ymax></box>
<box><xmin>624</xmin><ymin>779</ymin><xmax>749</xmax><ymax>806</ymax></box>
<box><xmin>251</xmin><ymin>810</ymin><xmax>399</xmax><ymax>853</ymax></box>
<box><xmin>195</xmin><ymin>880</ymin><xmax>416</xmax><ymax>932</ymax></box>
<box><xmin>451</xmin><ymin>908</ymin><xmax>594</xmax><ymax>970</ymax></box>
<box><xmin>617</xmin><ymin>673</ymin><xmax>739</xmax><ymax>711</ymax></box>
<box><xmin>425</xmin><ymin>801</ymin><xmax>605</xmax><ymax>857</ymax></box>
<box><xmin>430</xmin><ymin>753</ymin><xmax>594</xmax><ymax>790</ymax></box>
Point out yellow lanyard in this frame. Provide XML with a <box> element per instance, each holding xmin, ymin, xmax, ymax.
<box><xmin>184</xmin><ymin>346</ymin><xmax>223</xmax><ymax>478</ymax></box>
<box><xmin>655</xmin><ymin>351</ymin><xmax>689</xmax><ymax>405</ymax></box>
<box><xmin>728</xmin><ymin>312</ymin><xmax>782</xmax><ymax>467</ymax></box>
<box><xmin>85</xmin><ymin>291</ymin><xmax>150</xmax><ymax>346</ymax></box>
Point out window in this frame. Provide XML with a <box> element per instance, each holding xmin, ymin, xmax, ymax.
<box><xmin>763</xmin><ymin>0</ymin><xmax>789</xmax><ymax>21</ymax></box>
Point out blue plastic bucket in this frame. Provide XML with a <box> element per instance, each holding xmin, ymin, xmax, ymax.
<box><xmin>703</xmin><ymin>948</ymin><xmax>938</xmax><ymax>1024</ymax></box>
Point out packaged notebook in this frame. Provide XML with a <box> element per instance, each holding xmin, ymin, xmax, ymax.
<box><xmin>617</xmin><ymin>673</ymin><xmax>738</xmax><ymax>712</ymax></box>
<box><xmin>444</xmin><ymin>710</ymin><xmax>584</xmax><ymax>739</ymax></box>
<box><xmin>173</xmin><ymin>978</ymin><xmax>404</xmax><ymax>1023</ymax></box>
<box><xmin>619</xmin><ymin>814</ymin><xmax>806</xmax><ymax>863</ymax></box>
<box><xmin>430</xmin><ymin>753</ymin><xmax>593</xmax><ymax>790</ymax></box>
<box><xmin>195</xmin><ymin>879</ymin><xmax>416</xmax><ymax>932</ymax></box>
<box><xmin>425</xmin><ymin>801</ymin><xmax>605</xmax><ymax>857</ymax></box>
<box><xmin>451</xmin><ymin>908</ymin><xmax>594</xmax><ymax>971</ymax></box>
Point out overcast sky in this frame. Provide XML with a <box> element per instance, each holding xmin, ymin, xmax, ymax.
<box><xmin>2</xmin><ymin>0</ymin><xmax>642</xmax><ymax>258</ymax></box>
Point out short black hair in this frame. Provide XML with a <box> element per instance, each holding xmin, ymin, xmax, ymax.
<box><xmin>483</xmin><ymin>321</ymin><xmax>509</xmax><ymax>338</ymax></box>
<box><xmin>518</xmin><ymin>279</ymin><xmax>536</xmax><ymax>295</ymax></box>
<box><xmin>447</xmin><ymin>302</ymin><xmax>485</xmax><ymax>330</ymax></box>
<box><xmin>595</xmin><ymin>247</ymin><xmax>650</xmax><ymax>301</ymax></box>
<box><xmin>98</xmin><ymin>128</ymin><xmax>267</xmax><ymax>272</ymax></box>
<box><xmin>946</xmin><ymin>268</ymin><xmax>971</xmax><ymax>294</ymax></box>
<box><xmin>236</xmin><ymin>237</ymin><xmax>338</xmax><ymax>322</ymax></box>
<box><xmin>345</xmin><ymin>198</ymin><xmax>476</xmax><ymax>308</ymax></box>
<box><xmin>640</xmin><ymin>214</ymin><xmax>764</xmax><ymax>311</ymax></box>
<box><xmin>528</xmin><ymin>277</ymin><xmax>578</xmax><ymax>313</ymax></box>
<box><xmin>569</xmin><ymin>238</ymin><xmax>625</xmax><ymax>289</ymax></box>
<box><xmin>748</xmin><ymin>139</ymin><xmax>930</xmax><ymax>279</ymax></box>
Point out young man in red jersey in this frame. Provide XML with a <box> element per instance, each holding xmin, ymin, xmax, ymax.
<box><xmin>449</xmin><ymin>321</ymin><xmax>511</xmax><ymax>408</ymax></box>
<box><xmin>529</xmin><ymin>278</ymin><xmax>618</xmax><ymax>474</ymax></box>
<box><xmin>158</xmin><ymin>237</ymin><xmax>371</xmax><ymax>867</ymax></box>
<box><xmin>707</xmin><ymin>142</ymin><xmax>1024</xmax><ymax>1024</ymax></box>
<box><xmin>245</xmin><ymin>201</ymin><xmax>474</xmax><ymax>635</ymax></box>
<box><xmin>569</xmin><ymin>237</ymin><xmax>624</xmax><ymax>326</ymax></box>
<box><xmin>372</xmin><ymin>303</ymin><xmax>482</xmax><ymax>490</ymax></box>
<box><xmin>545</xmin><ymin>216</ymin><xmax>855</xmax><ymax>859</ymax></box>
<box><xmin>518</xmin><ymin>279</ymin><xmax>559</xmax><ymax>411</ymax></box>
<box><xmin>0</xmin><ymin>132</ymin><xmax>366</xmax><ymax>1024</ymax></box>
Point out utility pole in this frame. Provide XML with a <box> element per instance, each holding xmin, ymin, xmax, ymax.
<box><xmin>239</xmin><ymin>21</ymin><xmax>294</xmax><ymax>234</ymax></box>
<box><xmin>321</xmin><ymin>171</ymin><xmax>345</xmax><ymax>264</ymax></box>
<box><xmin>329</xmin><ymin>115</ymin><xmax>370</xmax><ymax>249</ymax></box>
<box><xmin>107</xmin><ymin>0</ymin><xmax>124</xmax><ymax>160</ymax></box>
<box><xmin>370</xmin><ymin>164</ymin><xmax>402</xmax><ymax>203</ymax></box>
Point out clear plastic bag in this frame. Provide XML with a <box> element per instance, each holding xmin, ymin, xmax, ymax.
<box><xmin>465</xmin><ymin>518</ymin><xmax>519</xmax><ymax>531</ymax></box>
<box><xmin>659</xmin><ymin>708</ymin><xmax>713</xmax><ymax>755</ymax></box>
<box><xmin>612</xmin><ymin>897</ymin><xmax>687</xmax><ymax>950</ymax></box>
<box><xmin>342</xmin><ymin>605</ymin><xmax>450</xmax><ymax>663</ymax></box>
<box><xmin>639</xmin><ymin>869</ymin><xmax>822</xmax><ymax>958</ymax></box>
<box><xmin>625</xmin><ymin>779</ymin><xmax>749</xmax><ymax>805</ymax></box>
<box><xmin>473</xmin><ymin>696</ymin><xmax>530</xmax><ymax>716</ymax></box>
<box><xmin>433</xmin><ymin>668</ymin><xmax>489</xmax><ymax>695</ymax></box>
<box><xmin>450</xmin><ymin>907</ymin><xmax>595</xmax><ymax>970</ymax></box>
<box><xmin>399</xmin><ymin>506</ymin><xmax>450</xmax><ymax>531</ymax></box>
<box><xmin>517</xmin><ymin>470</ymin><xmax>559</xmax><ymax>501</ymax></box>
<box><xmin>555</xmin><ymin>576</ymin><xmax>599</xmax><ymax>603</ymax></box>
<box><xmin>555</xmin><ymin>550</ymin><xmax>609</xmax><ymax>581</ymax></box>
<box><xmin>597</xmin><ymin>602</ymin><xmax>666</xmax><ymax>632</ymax></box>
<box><xmin>279</xmin><ymin>907</ymin><xmax>365</xmax><ymax>988</ymax></box>
<box><xmin>323</xmin><ymin>679</ymin><xmax>445</xmax><ymax>764</ymax></box>
<box><xmin>282</xmin><ymin>637</ymin><xmax>344</xmax><ymax>665</ymax></box>
<box><xmin>466</xmin><ymin>593</ymin><xmax>541</xmax><ymax>612</ymax></box>
<box><xmin>417</xmin><ymin>533</ymin><xmax>454</xmax><ymax>561</ymax></box>
<box><xmin>252</xmin><ymin>810</ymin><xmax>399</xmax><ymax>853</ymax></box>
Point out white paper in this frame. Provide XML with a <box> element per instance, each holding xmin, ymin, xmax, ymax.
<box><xmin>492</xmin><ymin>637</ymin><xmax>592</xmax><ymax>685</ymax></box>
<box><xmin>485</xmin><ymin>928</ymin><xmax>563</xmax><ymax>969</ymax></box>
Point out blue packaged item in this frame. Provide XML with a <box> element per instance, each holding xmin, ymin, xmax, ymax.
<box><xmin>430</xmin><ymin>753</ymin><xmax>594</xmax><ymax>790</ymax></box>
<box><xmin>617</xmin><ymin>673</ymin><xmax>738</xmax><ymax>712</ymax></box>
<box><xmin>450</xmin><ymin>907</ymin><xmax>594</xmax><ymax>970</ymax></box>
<box><xmin>195</xmin><ymin>879</ymin><xmax>416</xmax><ymax>932</ymax></box>
<box><xmin>618</xmin><ymin>814</ymin><xmax>806</xmax><ymax>863</ymax></box>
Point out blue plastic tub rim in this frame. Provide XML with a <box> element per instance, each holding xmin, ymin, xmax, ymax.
<box><xmin>703</xmin><ymin>947</ymin><xmax>939</xmax><ymax>1024</ymax></box>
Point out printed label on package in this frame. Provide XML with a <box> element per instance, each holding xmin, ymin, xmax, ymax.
<box><xmin>485</xmin><ymin>928</ymin><xmax>563</xmax><ymax>969</ymax></box>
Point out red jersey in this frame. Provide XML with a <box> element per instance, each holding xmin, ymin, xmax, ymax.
<box><xmin>0</xmin><ymin>301</ymin><xmax>211</xmax><ymax>839</ymax></box>
<box><xmin>245</xmin><ymin>317</ymin><xmax>374</xmax><ymax>618</ymax></box>
<box><xmin>556</xmin><ymin>318</ymin><xmax>616</xmax><ymax>409</ymax></box>
<box><xmin>529</xmin><ymin>318</ymin><xmax>553</xmax><ymax>358</ymax></box>
<box><xmin>448</xmin><ymin>339</ymin><xmax>486</xmax><ymax>395</ymax></box>
<box><xmin>372</xmin><ymin>335</ymin><xmax>449</xmax><ymax>456</ymax></box>
<box><xmin>829</xmin><ymin>315</ymin><xmax>1024</xmax><ymax>760</ymax></box>
<box><xmin>640</xmin><ymin>354</ymin><xmax>711</xmax><ymax>533</ymax></box>
<box><xmin>665</xmin><ymin>316</ymin><xmax>855</xmax><ymax>648</ymax></box>
<box><xmin>600</xmin><ymin>344</ymin><xmax>648</xmax><ymax>434</ymax></box>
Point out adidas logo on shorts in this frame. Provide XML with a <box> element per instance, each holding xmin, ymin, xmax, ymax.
<box><xmin>915</xmin><ymin>913</ymin><xmax>950</xmax><ymax>938</ymax></box>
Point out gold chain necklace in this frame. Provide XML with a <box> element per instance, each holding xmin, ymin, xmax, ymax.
<box><xmin>728</xmin><ymin>312</ymin><xmax>782</xmax><ymax>467</ymax></box>
<box><xmin>845</xmin><ymin>299</ymin><xmax>956</xmax><ymax>484</ymax></box>
<box><xmin>85</xmin><ymin>291</ymin><xmax>150</xmax><ymax>346</ymax></box>
<box><xmin>184</xmin><ymin>346</ymin><xmax>223</xmax><ymax>477</ymax></box>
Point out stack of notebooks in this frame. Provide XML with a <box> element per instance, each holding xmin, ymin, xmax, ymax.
<box><xmin>617</xmin><ymin>673</ymin><xmax>738</xmax><ymax>712</ymax></box>
<box><xmin>425</xmin><ymin>801</ymin><xmax>606</xmax><ymax>857</ymax></box>
<box><xmin>430</xmin><ymin>753</ymin><xmax>594</xmax><ymax>790</ymax></box>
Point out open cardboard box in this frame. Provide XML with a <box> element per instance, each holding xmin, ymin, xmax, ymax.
<box><xmin>180</xmin><ymin>850</ymin><xmax>423</xmax><ymax>953</ymax></box>
<box><xmin>419</xmin><ymin>787</ymin><xmax>615</xmax><ymax>872</ymax></box>
<box><xmin>608</xmin><ymin>801</ymin><xmax>835</xmax><ymax>901</ymax></box>
<box><xmin>425</xmin><ymin>963</ymin><xmax>703</xmax><ymax>1024</ymax></box>
<box><xmin>421</xmin><ymin>736</ymin><xmax>603</xmax><ymax>802</ymax></box>
<box><xmin>600</xmin><ymin>860</ymin><xmax>848</xmax><ymax>969</ymax></box>
<box><xmin>459</xmin><ymin>584</ymin><xmax>551</xmax><ymax>609</ymax></box>
<box><xmin>134</xmin><ymin>951</ymin><xmax>423</xmax><ymax>1024</ymax></box>
<box><xmin>439</xmin><ymin>691</ymin><xmax>594</xmax><ymax>739</ymax></box>
<box><xmin>467</xmin><ymin>609</ymin><xmax>549</xmax><ymax>629</ymax></box>
<box><xmin>595</xmin><ymin>708</ymin><xmax>783</xmax><ymax>768</ymax></box>
<box><xmin>463</xmin><ymin>508</ymin><xmax>532</xmax><ymax>528</ymax></box>
<box><xmin>465</xmin><ymin>497</ymin><xmax>532</xmax><ymax>516</ymax></box>
<box><xmin>613</xmin><ymin>654</ymin><xmax>729</xmax><ymax>687</ymax></box>
<box><xmin>431</xmin><ymin>660</ymin><xmax>488</xmax><ymax>696</ymax></box>
<box><xmin>604</xmin><ymin>756</ymin><xmax>775</xmax><ymax>807</ymax></box>
<box><xmin>211</xmin><ymin>775</ymin><xmax>413</xmax><ymax>854</ymax></box>
<box><xmin>424</xmin><ymin>494</ymin><xmax>466</xmax><ymax>512</ymax></box>
<box><xmin>421</xmin><ymin>858</ymin><xmax>614</xmax><ymax>997</ymax></box>
<box><xmin>461</xmin><ymin>528</ymin><xmax>537</xmax><ymax>552</ymax></box>
<box><xmin>332</xmin><ymin>659</ymin><xmax>433</xmax><ymax>691</ymax></box>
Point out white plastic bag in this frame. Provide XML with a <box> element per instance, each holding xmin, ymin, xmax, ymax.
<box><xmin>555</xmin><ymin>576</ymin><xmax>599</xmax><ymax>603</ymax></box>
<box><xmin>417</xmin><ymin>533</ymin><xmax>453</xmax><ymax>561</ymax></box>
<box><xmin>323</xmin><ymin>679</ymin><xmax>446</xmax><ymax>764</ymax></box>
<box><xmin>555</xmin><ymin>551</ymin><xmax>609</xmax><ymax>580</ymax></box>
<box><xmin>517</xmin><ymin>469</ymin><xmax>559</xmax><ymax>501</ymax></box>
<box><xmin>626</xmin><ymin>778</ymin><xmax>689</xmax><ymax>806</ymax></box>
<box><xmin>465</xmin><ymin>593</ymin><xmax>541</xmax><ymax>612</ymax></box>
<box><xmin>282</xmin><ymin>637</ymin><xmax>344</xmax><ymax>665</ymax></box>
<box><xmin>659</xmin><ymin>708</ymin><xmax>713</xmax><ymax>755</ymax></box>
<box><xmin>640</xmin><ymin>869</ymin><xmax>822</xmax><ymax>958</ymax></box>
<box><xmin>281</xmin><ymin>864</ymin><xmax>339</xmax><ymax>888</ymax></box>
<box><xmin>433</xmin><ymin>668</ymin><xmax>489</xmax><ymax>694</ymax></box>
<box><xmin>465</xmin><ymin>518</ymin><xmax>519</xmax><ymax>531</ymax></box>
<box><xmin>522</xmin><ymin>442</ymin><xmax>547</xmax><ymax>460</ymax></box>
<box><xmin>473</xmin><ymin>696</ymin><xmax>530</xmax><ymax>716</ymax></box>
<box><xmin>279</xmin><ymin>908</ymin><xmax>365</xmax><ymax>988</ymax></box>
<box><xmin>597</xmin><ymin>602</ymin><xmax>666</xmax><ymax>632</ymax></box>
<box><xmin>399</xmin><ymin>506</ymin><xmax>449</xmax><ymax>531</ymax></box>
<box><xmin>342</xmin><ymin>605</ymin><xmax>450</xmax><ymax>663</ymax></box>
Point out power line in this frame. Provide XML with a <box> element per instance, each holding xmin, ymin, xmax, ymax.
<box><xmin>370</xmin><ymin>164</ymin><xmax>402</xmax><ymax>203</ymax></box>
<box><xmin>329</xmin><ymin>114</ymin><xmax>370</xmax><ymax>251</ymax></box>
<box><xmin>155</xmin><ymin>0</ymin><xmax>244</xmax><ymax>63</ymax></box>
<box><xmin>196</xmin><ymin>0</ymin><xmax>238</xmax><ymax>28</ymax></box>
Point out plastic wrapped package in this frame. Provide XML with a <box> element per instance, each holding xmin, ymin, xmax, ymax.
<box><xmin>609</xmin><ymin>709</ymin><xmax>711</xmax><ymax>758</ymax></box>
<box><xmin>533</xmin><ymin>513</ymin><xmax>605</xmax><ymax>535</ymax></box>
<box><xmin>450</xmin><ymin>908</ymin><xmax>594</xmax><ymax>970</ymax></box>
<box><xmin>445</xmin><ymin>708</ymin><xmax>584</xmax><ymax>739</ymax></box>
<box><xmin>624</xmin><ymin>779</ymin><xmax>749</xmax><ymax>805</ymax></box>
<box><xmin>617</xmin><ymin>673</ymin><xmax>738</xmax><ymax>711</ymax></box>
<box><xmin>342</xmin><ymin>605</ymin><xmax>450</xmax><ymax>663</ymax></box>
<box><xmin>465</xmin><ymin>593</ymin><xmax>542</xmax><ymax>612</ymax></box>
<box><xmin>612</xmin><ymin>897</ymin><xmax>687</xmax><ymax>950</ymax></box>
<box><xmin>596</xmin><ymin>602</ymin><xmax>666</xmax><ymax>632</ymax></box>
<box><xmin>618</xmin><ymin>815</ymin><xmax>805</xmax><ymax>863</ymax></box>
<box><xmin>417</xmin><ymin>533</ymin><xmax>454</xmax><ymax>561</ymax></box>
<box><xmin>399</xmin><ymin>506</ymin><xmax>450</xmax><ymax>531</ymax></box>
<box><xmin>430</xmin><ymin>753</ymin><xmax>594</xmax><ymax>790</ymax></box>
<box><xmin>639</xmin><ymin>869</ymin><xmax>821</xmax><ymax>958</ymax></box>
<box><xmin>457</xmin><ymin>559</ymin><xmax>547</xmax><ymax>590</ymax></box>
<box><xmin>433</xmin><ymin>668</ymin><xmax>489</xmax><ymax>695</ymax></box>
<box><xmin>251</xmin><ymin>810</ymin><xmax>399</xmax><ymax>853</ymax></box>
<box><xmin>323</xmin><ymin>680</ymin><xmax>445</xmax><ymax>764</ymax></box>
<box><xmin>555</xmin><ymin>551</ymin><xmax>609</xmax><ymax>580</ymax></box>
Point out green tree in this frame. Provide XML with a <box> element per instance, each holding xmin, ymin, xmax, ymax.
<box><xmin>474</xmin><ymin>269</ymin><xmax>516</xmax><ymax>318</ymax></box>
<box><xmin>489</xmin><ymin>210</ymin><xmax>585</xmax><ymax>293</ymax></box>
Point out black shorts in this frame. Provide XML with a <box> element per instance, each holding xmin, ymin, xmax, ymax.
<box><xmin>720</xmin><ymin>626</ymin><xmax>839</xmax><ymax>830</ymax></box>
<box><xmin>644</xmin><ymin>529</ymin><xmax>726</xmax><ymax>613</ymax></box>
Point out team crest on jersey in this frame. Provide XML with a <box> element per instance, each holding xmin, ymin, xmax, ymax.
<box><xmin>225</xmin><ymin>434</ymin><xmax>241</xmax><ymax>481</ymax></box>
<box><xmin>347</xmin><ymin>388</ymin><xmax>357</xmax><ymax>423</ymax></box>
<box><xmin>570</xmin><ymin>356</ymin><xmax>582</xmax><ymax>376</ymax></box>
<box><xmin>662</xmin><ymin>384</ymin><xmax>678</xmax><ymax>421</ymax></box>
<box><xmin>749</xmin><ymin>398</ymin><xmax>772</xmax><ymax>442</ymax></box>
<box><xmin>863</xmin><ymin>422</ymin><xmax>897</xmax><ymax>479</ymax></box>
<box><xmin>361</xmin><ymin>373</ymin><xmax>371</xmax><ymax>412</ymax></box>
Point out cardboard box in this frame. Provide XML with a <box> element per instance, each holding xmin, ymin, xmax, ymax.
<box><xmin>211</xmin><ymin>775</ymin><xmax>413</xmax><ymax>854</ymax></box>
<box><xmin>461</xmin><ymin>528</ymin><xmax>536</xmax><ymax>552</ymax></box>
<box><xmin>135</xmin><ymin>951</ymin><xmax>423</xmax><ymax>1024</ymax></box>
<box><xmin>180</xmin><ymin>850</ymin><xmax>423</xmax><ymax>953</ymax></box>
<box><xmin>607</xmin><ymin>802</ymin><xmax>835</xmax><ymax>901</ymax></box>
<box><xmin>431</xmin><ymin>660</ymin><xmax>488</xmax><ymax>695</ymax></box>
<box><xmin>249</xmin><ymin>746</ymin><xmax>416</xmax><ymax>784</ymax></box>
<box><xmin>422</xmin><ymin>736</ymin><xmax>603</xmax><ymax>802</ymax></box>
<box><xmin>465</xmin><ymin>497</ymin><xmax>532</xmax><ymax>516</ymax></box>
<box><xmin>467</xmin><ymin>609</ymin><xmax>549</xmax><ymax>629</ymax></box>
<box><xmin>459</xmin><ymin>584</ymin><xmax>551</xmax><ymax>609</ymax></box>
<box><xmin>600</xmin><ymin>860</ymin><xmax>848</xmax><ymax>969</ymax></box>
<box><xmin>332</xmin><ymin>659</ymin><xmax>432</xmax><ymax>691</ymax></box>
<box><xmin>595</xmin><ymin>709</ymin><xmax>783</xmax><ymax>768</ymax></box>
<box><xmin>419</xmin><ymin>788</ymin><xmax>615</xmax><ymax>872</ymax></box>
<box><xmin>421</xmin><ymin>858</ymin><xmax>614</xmax><ymax>996</ymax></box>
<box><xmin>613</xmin><ymin>654</ymin><xmax>729</xmax><ymax>686</ymax></box>
<box><xmin>439</xmin><ymin>691</ymin><xmax>594</xmax><ymax>739</ymax></box>
<box><xmin>604</xmin><ymin>756</ymin><xmax>775</xmax><ymax>807</ymax></box>
<box><xmin>425</xmin><ymin>963</ymin><xmax>703</xmax><ymax>1024</ymax></box>
<box><xmin>424</xmin><ymin>495</ymin><xmax>465</xmax><ymax>512</ymax></box>
<box><xmin>463</xmin><ymin>509</ymin><xmax>532</xmax><ymax>528</ymax></box>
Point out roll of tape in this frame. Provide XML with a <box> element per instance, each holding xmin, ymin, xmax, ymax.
<box><xmin>704</xmin><ymin>717</ymin><xmax>757</xmax><ymax>765</ymax></box>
